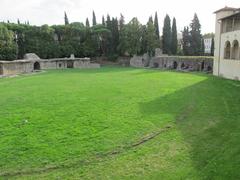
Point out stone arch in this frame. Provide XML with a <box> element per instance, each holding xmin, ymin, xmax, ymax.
<box><xmin>33</xmin><ymin>62</ymin><xmax>40</xmax><ymax>70</ymax></box>
<box><xmin>231</xmin><ymin>40</ymin><xmax>239</xmax><ymax>60</ymax></box>
<box><xmin>201</xmin><ymin>62</ymin><xmax>205</xmax><ymax>71</ymax></box>
<box><xmin>173</xmin><ymin>61</ymin><xmax>178</xmax><ymax>69</ymax></box>
<box><xmin>181</xmin><ymin>63</ymin><xmax>185</xmax><ymax>69</ymax></box>
<box><xmin>224</xmin><ymin>41</ymin><xmax>231</xmax><ymax>59</ymax></box>
<box><xmin>153</xmin><ymin>62</ymin><xmax>159</xmax><ymax>68</ymax></box>
<box><xmin>207</xmin><ymin>66</ymin><xmax>212</xmax><ymax>72</ymax></box>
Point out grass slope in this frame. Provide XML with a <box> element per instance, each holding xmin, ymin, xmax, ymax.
<box><xmin>0</xmin><ymin>67</ymin><xmax>240</xmax><ymax>179</ymax></box>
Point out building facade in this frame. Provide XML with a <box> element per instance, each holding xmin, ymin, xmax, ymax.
<box><xmin>214</xmin><ymin>7</ymin><xmax>240</xmax><ymax>80</ymax></box>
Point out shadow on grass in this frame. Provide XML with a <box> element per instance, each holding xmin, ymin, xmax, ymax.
<box><xmin>139</xmin><ymin>77</ymin><xmax>240</xmax><ymax>179</ymax></box>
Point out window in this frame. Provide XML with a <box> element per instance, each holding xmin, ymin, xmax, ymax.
<box><xmin>224</xmin><ymin>41</ymin><xmax>231</xmax><ymax>59</ymax></box>
<box><xmin>231</xmin><ymin>40</ymin><xmax>239</xmax><ymax>60</ymax></box>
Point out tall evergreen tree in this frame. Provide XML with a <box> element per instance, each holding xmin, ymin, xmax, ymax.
<box><xmin>146</xmin><ymin>18</ymin><xmax>158</xmax><ymax>56</ymax></box>
<box><xmin>211</xmin><ymin>37</ymin><xmax>214</xmax><ymax>56</ymax></box>
<box><xmin>86</xmin><ymin>18</ymin><xmax>90</xmax><ymax>27</ymax></box>
<box><xmin>92</xmin><ymin>11</ymin><xmax>97</xmax><ymax>26</ymax></box>
<box><xmin>190</xmin><ymin>13</ymin><xmax>202</xmax><ymax>55</ymax></box>
<box><xmin>64</xmin><ymin>11</ymin><xmax>69</xmax><ymax>25</ymax></box>
<box><xmin>182</xmin><ymin>26</ymin><xmax>192</xmax><ymax>55</ymax></box>
<box><xmin>119</xmin><ymin>14</ymin><xmax>125</xmax><ymax>31</ymax></box>
<box><xmin>162</xmin><ymin>14</ymin><xmax>171</xmax><ymax>54</ymax></box>
<box><xmin>171</xmin><ymin>17</ymin><xmax>178</xmax><ymax>55</ymax></box>
<box><xmin>148</xmin><ymin>16</ymin><xmax>153</xmax><ymax>24</ymax></box>
<box><xmin>102</xmin><ymin>16</ymin><xmax>105</xmax><ymax>26</ymax></box>
<box><xmin>154</xmin><ymin>12</ymin><xmax>160</xmax><ymax>41</ymax></box>
<box><xmin>201</xmin><ymin>38</ymin><xmax>205</xmax><ymax>55</ymax></box>
<box><xmin>17</xmin><ymin>19</ymin><xmax>20</xmax><ymax>24</ymax></box>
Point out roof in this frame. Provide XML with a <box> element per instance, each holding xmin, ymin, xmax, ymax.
<box><xmin>214</xmin><ymin>6</ymin><xmax>238</xmax><ymax>13</ymax></box>
<box><xmin>219</xmin><ymin>11</ymin><xmax>240</xmax><ymax>20</ymax></box>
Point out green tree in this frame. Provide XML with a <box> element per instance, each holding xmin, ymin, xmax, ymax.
<box><xmin>146</xmin><ymin>19</ymin><xmax>158</xmax><ymax>56</ymax></box>
<box><xmin>86</xmin><ymin>18</ymin><xmax>90</xmax><ymax>27</ymax></box>
<box><xmin>190</xmin><ymin>13</ymin><xmax>202</xmax><ymax>55</ymax></box>
<box><xmin>0</xmin><ymin>24</ymin><xmax>17</xmax><ymax>60</ymax></box>
<box><xmin>154</xmin><ymin>12</ymin><xmax>160</xmax><ymax>41</ymax></box>
<box><xmin>162</xmin><ymin>14</ymin><xmax>171</xmax><ymax>54</ymax></box>
<box><xmin>64</xmin><ymin>11</ymin><xmax>69</xmax><ymax>25</ymax></box>
<box><xmin>92</xmin><ymin>11</ymin><xmax>97</xmax><ymax>26</ymax></box>
<box><xmin>102</xmin><ymin>16</ymin><xmax>105</xmax><ymax>26</ymax></box>
<box><xmin>211</xmin><ymin>37</ymin><xmax>214</xmax><ymax>56</ymax></box>
<box><xmin>171</xmin><ymin>17</ymin><xmax>178</xmax><ymax>55</ymax></box>
<box><xmin>182</xmin><ymin>26</ymin><xmax>193</xmax><ymax>56</ymax></box>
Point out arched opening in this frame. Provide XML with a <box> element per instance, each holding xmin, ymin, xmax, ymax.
<box><xmin>173</xmin><ymin>61</ymin><xmax>178</xmax><ymax>69</ymax></box>
<box><xmin>224</xmin><ymin>41</ymin><xmax>231</xmax><ymax>59</ymax></box>
<box><xmin>181</xmin><ymin>63</ymin><xmax>185</xmax><ymax>69</ymax></box>
<box><xmin>67</xmin><ymin>61</ymin><xmax>74</xmax><ymax>68</ymax></box>
<box><xmin>231</xmin><ymin>40</ymin><xmax>239</xmax><ymax>60</ymax></box>
<box><xmin>153</xmin><ymin>63</ymin><xmax>159</xmax><ymax>68</ymax></box>
<box><xmin>201</xmin><ymin>62</ymin><xmax>205</xmax><ymax>71</ymax></box>
<box><xmin>207</xmin><ymin>66</ymin><xmax>212</xmax><ymax>72</ymax></box>
<box><xmin>34</xmin><ymin>62</ymin><xmax>40</xmax><ymax>70</ymax></box>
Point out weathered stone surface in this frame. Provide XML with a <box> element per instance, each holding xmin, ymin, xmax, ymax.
<box><xmin>130</xmin><ymin>53</ymin><xmax>150</xmax><ymax>68</ymax></box>
<box><xmin>130</xmin><ymin>53</ymin><xmax>213</xmax><ymax>72</ymax></box>
<box><xmin>24</xmin><ymin>53</ymin><xmax>41</xmax><ymax>60</ymax></box>
<box><xmin>0</xmin><ymin>55</ymin><xmax>100</xmax><ymax>76</ymax></box>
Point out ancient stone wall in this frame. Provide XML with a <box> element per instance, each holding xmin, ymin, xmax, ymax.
<box><xmin>150</xmin><ymin>56</ymin><xmax>213</xmax><ymax>72</ymax></box>
<box><xmin>0</xmin><ymin>60</ymin><xmax>33</xmax><ymax>76</ymax></box>
<box><xmin>130</xmin><ymin>54</ymin><xmax>150</xmax><ymax>68</ymax></box>
<box><xmin>130</xmin><ymin>55</ymin><xmax>213</xmax><ymax>72</ymax></box>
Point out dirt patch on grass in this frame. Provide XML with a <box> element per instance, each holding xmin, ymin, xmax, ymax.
<box><xmin>0</xmin><ymin>125</ymin><xmax>172</xmax><ymax>178</ymax></box>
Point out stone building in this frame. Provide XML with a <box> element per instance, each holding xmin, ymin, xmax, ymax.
<box><xmin>214</xmin><ymin>7</ymin><xmax>240</xmax><ymax>80</ymax></box>
<box><xmin>0</xmin><ymin>54</ymin><xmax>100</xmax><ymax>76</ymax></box>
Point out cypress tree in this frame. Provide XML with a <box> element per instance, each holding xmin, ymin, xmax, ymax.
<box><xmin>17</xmin><ymin>19</ymin><xmax>20</xmax><ymax>24</ymax></box>
<box><xmin>64</xmin><ymin>11</ymin><xmax>69</xmax><ymax>25</ymax></box>
<box><xmin>102</xmin><ymin>16</ymin><xmax>105</xmax><ymax>26</ymax></box>
<box><xmin>119</xmin><ymin>14</ymin><xmax>125</xmax><ymax>31</ymax></box>
<box><xmin>182</xmin><ymin>26</ymin><xmax>191</xmax><ymax>55</ymax></box>
<box><xmin>92</xmin><ymin>11</ymin><xmax>97</xmax><ymax>26</ymax></box>
<box><xmin>162</xmin><ymin>14</ymin><xmax>171</xmax><ymax>54</ymax></box>
<box><xmin>86</xmin><ymin>18</ymin><xmax>90</xmax><ymax>27</ymax></box>
<box><xmin>201</xmin><ymin>38</ymin><xmax>205</xmax><ymax>55</ymax></box>
<box><xmin>190</xmin><ymin>13</ymin><xmax>202</xmax><ymax>55</ymax></box>
<box><xmin>146</xmin><ymin>18</ymin><xmax>158</xmax><ymax>56</ymax></box>
<box><xmin>154</xmin><ymin>12</ymin><xmax>160</xmax><ymax>41</ymax></box>
<box><xmin>171</xmin><ymin>17</ymin><xmax>178</xmax><ymax>55</ymax></box>
<box><xmin>211</xmin><ymin>37</ymin><xmax>214</xmax><ymax>56</ymax></box>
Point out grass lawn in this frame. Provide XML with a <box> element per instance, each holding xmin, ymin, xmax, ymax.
<box><xmin>0</xmin><ymin>67</ymin><xmax>240</xmax><ymax>179</ymax></box>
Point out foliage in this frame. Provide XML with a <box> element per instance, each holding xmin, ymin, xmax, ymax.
<box><xmin>189</xmin><ymin>13</ymin><xmax>203</xmax><ymax>55</ymax></box>
<box><xmin>171</xmin><ymin>18</ymin><xmax>178</xmax><ymax>55</ymax></box>
<box><xmin>92</xmin><ymin>11</ymin><xmax>97</xmax><ymax>26</ymax></box>
<box><xmin>0</xmin><ymin>24</ymin><xmax>17</xmax><ymax>60</ymax></box>
<box><xmin>162</xmin><ymin>14</ymin><xmax>171</xmax><ymax>54</ymax></box>
<box><xmin>0</xmin><ymin>11</ymin><xmax>165</xmax><ymax>60</ymax></box>
<box><xmin>64</xmin><ymin>12</ymin><xmax>69</xmax><ymax>25</ymax></box>
<box><xmin>211</xmin><ymin>37</ymin><xmax>214</xmax><ymax>56</ymax></box>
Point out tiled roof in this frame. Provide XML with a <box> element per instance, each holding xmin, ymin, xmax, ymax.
<box><xmin>214</xmin><ymin>6</ymin><xmax>238</xmax><ymax>13</ymax></box>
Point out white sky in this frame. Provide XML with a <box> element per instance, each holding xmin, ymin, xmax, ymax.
<box><xmin>0</xmin><ymin>0</ymin><xmax>239</xmax><ymax>34</ymax></box>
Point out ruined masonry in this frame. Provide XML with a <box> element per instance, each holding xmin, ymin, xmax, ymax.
<box><xmin>0</xmin><ymin>53</ymin><xmax>100</xmax><ymax>76</ymax></box>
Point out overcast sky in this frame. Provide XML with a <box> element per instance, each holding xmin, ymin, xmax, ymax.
<box><xmin>0</xmin><ymin>0</ymin><xmax>239</xmax><ymax>34</ymax></box>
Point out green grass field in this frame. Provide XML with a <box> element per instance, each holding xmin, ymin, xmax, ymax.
<box><xmin>0</xmin><ymin>67</ymin><xmax>240</xmax><ymax>179</ymax></box>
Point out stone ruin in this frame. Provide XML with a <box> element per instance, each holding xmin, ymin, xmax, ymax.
<box><xmin>130</xmin><ymin>49</ymin><xmax>213</xmax><ymax>72</ymax></box>
<box><xmin>0</xmin><ymin>53</ymin><xmax>100</xmax><ymax>76</ymax></box>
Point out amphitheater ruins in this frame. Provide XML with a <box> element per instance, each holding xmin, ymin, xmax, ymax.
<box><xmin>0</xmin><ymin>54</ymin><xmax>100</xmax><ymax>76</ymax></box>
<box><xmin>130</xmin><ymin>49</ymin><xmax>213</xmax><ymax>72</ymax></box>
